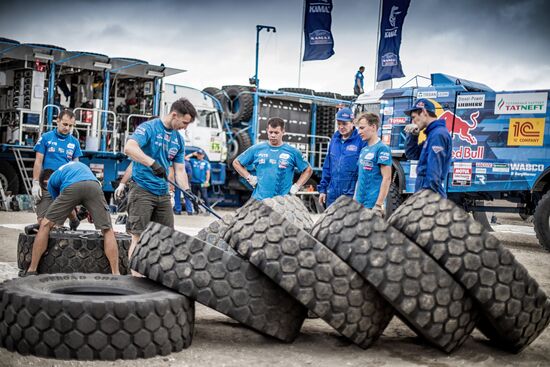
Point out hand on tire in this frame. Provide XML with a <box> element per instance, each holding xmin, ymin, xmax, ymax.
<box><xmin>32</xmin><ymin>180</ymin><xmax>42</xmax><ymax>202</ymax></box>
<box><xmin>290</xmin><ymin>184</ymin><xmax>300</xmax><ymax>195</ymax></box>
<box><xmin>373</xmin><ymin>204</ymin><xmax>385</xmax><ymax>218</ymax></box>
<box><xmin>246</xmin><ymin>175</ymin><xmax>257</xmax><ymax>188</ymax></box>
<box><xmin>404</xmin><ymin>124</ymin><xmax>420</xmax><ymax>135</ymax></box>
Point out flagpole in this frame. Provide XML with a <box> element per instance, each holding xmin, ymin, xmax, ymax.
<box><xmin>298</xmin><ymin>0</ymin><xmax>306</xmax><ymax>87</ymax></box>
<box><xmin>374</xmin><ymin>0</ymin><xmax>383</xmax><ymax>89</ymax></box>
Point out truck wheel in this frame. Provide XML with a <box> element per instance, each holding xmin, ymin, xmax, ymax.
<box><xmin>202</xmin><ymin>87</ymin><xmax>222</xmax><ymax>100</ymax></box>
<box><xmin>278</xmin><ymin>88</ymin><xmax>315</xmax><ymax>95</ymax></box>
<box><xmin>0</xmin><ymin>161</ymin><xmax>19</xmax><ymax>195</ymax></box>
<box><xmin>226</xmin><ymin>200</ymin><xmax>394</xmax><ymax>349</ymax></box>
<box><xmin>0</xmin><ymin>274</ymin><xmax>194</xmax><ymax>360</ymax></box>
<box><xmin>221</xmin><ymin>85</ymin><xmax>253</xmax><ymax>123</ymax></box>
<box><xmin>312</xmin><ymin>197</ymin><xmax>478</xmax><ymax>353</ymax></box>
<box><xmin>130</xmin><ymin>223</ymin><xmax>307</xmax><ymax>342</ymax></box>
<box><xmin>389</xmin><ymin>189</ymin><xmax>550</xmax><ymax>352</ymax></box>
<box><xmin>17</xmin><ymin>230</ymin><xmax>131</xmax><ymax>275</ymax></box>
<box><xmin>534</xmin><ymin>191</ymin><xmax>550</xmax><ymax>252</ymax></box>
<box><xmin>385</xmin><ymin>182</ymin><xmax>403</xmax><ymax>219</ymax></box>
<box><xmin>196</xmin><ymin>214</ymin><xmax>238</xmax><ymax>254</ymax></box>
<box><xmin>262</xmin><ymin>195</ymin><xmax>314</xmax><ymax>232</ymax></box>
<box><xmin>227</xmin><ymin>128</ymin><xmax>252</xmax><ymax>165</ymax></box>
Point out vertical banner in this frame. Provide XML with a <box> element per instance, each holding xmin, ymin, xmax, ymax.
<box><xmin>376</xmin><ymin>0</ymin><xmax>411</xmax><ymax>81</ymax></box>
<box><xmin>303</xmin><ymin>0</ymin><xmax>335</xmax><ymax>61</ymax></box>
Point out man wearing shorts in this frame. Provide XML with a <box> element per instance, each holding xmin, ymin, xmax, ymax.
<box><xmin>124</xmin><ymin>98</ymin><xmax>197</xmax><ymax>272</ymax></box>
<box><xmin>25</xmin><ymin>161</ymin><xmax>119</xmax><ymax>275</ymax></box>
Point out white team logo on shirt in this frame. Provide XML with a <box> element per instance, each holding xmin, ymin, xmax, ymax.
<box><xmin>279</xmin><ymin>153</ymin><xmax>290</xmax><ymax>159</ymax></box>
<box><xmin>432</xmin><ymin>145</ymin><xmax>444</xmax><ymax>154</ymax></box>
<box><xmin>365</xmin><ymin>152</ymin><xmax>375</xmax><ymax>160</ymax></box>
<box><xmin>67</xmin><ymin>143</ymin><xmax>75</xmax><ymax>149</ymax></box>
<box><xmin>346</xmin><ymin>145</ymin><xmax>358</xmax><ymax>151</ymax></box>
<box><xmin>379</xmin><ymin>152</ymin><xmax>390</xmax><ymax>161</ymax></box>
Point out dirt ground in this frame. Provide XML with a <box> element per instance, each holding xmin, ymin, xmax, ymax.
<box><xmin>0</xmin><ymin>210</ymin><xmax>549</xmax><ymax>367</ymax></box>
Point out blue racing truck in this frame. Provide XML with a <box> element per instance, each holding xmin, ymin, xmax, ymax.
<box><xmin>355</xmin><ymin>73</ymin><xmax>550</xmax><ymax>250</ymax></box>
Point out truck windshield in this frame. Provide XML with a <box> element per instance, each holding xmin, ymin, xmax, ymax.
<box><xmin>195</xmin><ymin>110</ymin><xmax>220</xmax><ymax>129</ymax></box>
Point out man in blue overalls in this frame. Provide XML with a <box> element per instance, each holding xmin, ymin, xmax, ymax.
<box><xmin>404</xmin><ymin>98</ymin><xmax>452</xmax><ymax>197</ymax></box>
<box><xmin>32</xmin><ymin>109</ymin><xmax>82</xmax><ymax>228</ymax></box>
<box><xmin>233</xmin><ymin>117</ymin><xmax>312</xmax><ymax>200</ymax></box>
<box><xmin>318</xmin><ymin>107</ymin><xmax>366</xmax><ymax>208</ymax></box>
<box><xmin>187</xmin><ymin>149</ymin><xmax>211</xmax><ymax>214</ymax></box>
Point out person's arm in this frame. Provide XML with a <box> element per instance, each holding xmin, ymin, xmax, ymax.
<box><xmin>120</xmin><ymin>163</ymin><xmax>133</xmax><ymax>184</ymax></box>
<box><xmin>173</xmin><ymin>162</ymin><xmax>190</xmax><ymax>191</ymax></box>
<box><xmin>421</xmin><ymin>134</ymin><xmax>449</xmax><ymax>194</ymax></box>
<box><xmin>375</xmin><ymin>165</ymin><xmax>392</xmax><ymax>207</ymax></box>
<box><xmin>124</xmin><ymin>139</ymin><xmax>155</xmax><ymax>167</ymax></box>
<box><xmin>295</xmin><ymin>166</ymin><xmax>313</xmax><ymax>187</ymax></box>
<box><xmin>205</xmin><ymin>162</ymin><xmax>211</xmax><ymax>186</ymax></box>
<box><xmin>32</xmin><ymin>152</ymin><xmax>44</xmax><ymax>181</ymax></box>
<box><xmin>405</xmin><ymin>134</ymin><xmax>423</xmax><ymax>160</ymax></box>
<box><xmin>184</xmin><ymin>152</ymin><xmax>196</xmax><ymax>160</ymax></box>
<box><xmin>233</xmin><ymin>159</ymin><xmax>251</xmax><ymax>181</ymax></box>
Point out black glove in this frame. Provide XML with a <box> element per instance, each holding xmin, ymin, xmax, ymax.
<box><xmin>184</xmin><ymin>189</ymin><xmax>199</xmax><ymax>204</ymax></box>
<box><xmin>69</xmin><ymin>218</ymin><xmax>80</xmax><ymax>231</ymax></box>
<box><xmin>150</xmin><ymin>161</ymin><xmax>166</xmax><ymax>179</ymax></box>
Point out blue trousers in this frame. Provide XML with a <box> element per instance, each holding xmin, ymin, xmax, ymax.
<box><xmin>174</xmin><ymin>188</ymin><xmax>193</xmax><ymax>214</ymax></box>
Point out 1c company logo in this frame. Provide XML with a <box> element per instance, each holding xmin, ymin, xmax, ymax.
<box><xmin>507</xmin><ymin>118</ymin><xmax>545</xmax><ymax>146</ymax></box>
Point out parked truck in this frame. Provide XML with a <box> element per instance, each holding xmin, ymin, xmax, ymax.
<box><xmin>354</xmin><ymin>73</ymin><xmax>550</xmax><ymax>250</ymax></box>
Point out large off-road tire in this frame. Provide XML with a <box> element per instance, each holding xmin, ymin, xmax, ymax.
<box><xmin>311</xmin><ymin>196</ymin><xmax>478</xmax><ymax>353</ymax></box>
<box><xmin>385</xmin><ymin>182</ymin><xmax>403</xmax><ymax>219</ymax></box>
<box><xmin>202</xmin><ymin>87</ymin><xmax>223</xmax><ymax>101</ymax></box>
<box><xmin>278</xmin><ymin>88</ymin><xmax>315</xmax><ymax>96</ymax></box>
<box><xmin>533</xmin><ymin>191</ymin><xmax>550</xmax><ymax>251</ymax></box>
<box><xmin>130</xmin><ymin>223</ymin><xmax>307</xmax><ymax>342</ymax></box>
<box><xmin>262</xmin><ymin>195</ymin><xmax>314</xmax><ymax>232</ymax></box>
<box><xmin>0</xmin><ymin>161</ymin><xmax>19</xmax><ymax>195</ymax></box>
<box><xmin>314</xmin><ymin>91</ymin><xmax>343</xmax><ymax>99</ymax></box>
<box><xmin>196</xmin><ymin>214</ymin><xmax>238</xmax><ymax>254</ymax></box>
<box><xmin>389</xmin><ymin>189</ymin><xmax>550</xmax><ymax>352</ymax></box>
<box><xmin>17</xmin><ymin>230</ymin><xmax>131</xmax><ymax>275</ymax></box>
<box><xmin>221</xmin><ymin>85</ymin><xmax>253</xmax><ymax>123</ymax></box>
<box><xmin>227</xmin><ymin>128</ymin><xmax>252</xmax><ymax>165</ymax></box>
<box><xmin>0</xmin><ymin>274</ymin><xmax>194</xmax><ymax>360</ymax></box>
<box><xmin>225</xmin><ymin>201</ymin><xmax>394</xmax><ymax>349</ymax></box>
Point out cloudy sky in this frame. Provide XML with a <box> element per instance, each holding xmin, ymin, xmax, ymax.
<box><xmin>1</xmin><ymin>0</ymin><xmax>549</xmax><ymax>95</ymax></box>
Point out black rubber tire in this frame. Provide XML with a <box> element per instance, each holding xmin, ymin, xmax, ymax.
<box><xmin>221</xmin><ymin>85</ymin><xmax>253</xmax><ymax>123</ymax></box>
<box><xmin>226</xmin><ymin>201</ymin><xmax>394</xmax><ymax>349</ymax></box>
<box><xmin>262</xmin><ymin>195</ymin><xmax>314</xmax><ymax>232</ymax></box>
<box><xmin>17</xmin><ymin>230</ymin><xmax>131</xmax><ymax>275</ymax></box>
<box><xmin>0</xmin><ymin>274</ymin><xmax>194</xmax><ymax>360</ymax></box>
<box><xmin>471</xmin><ymin>201</ymin><xmax>494</xmax><ymax>232</ymax></box>
<box><xmin>278</xmin><ymin>88</ymin><xmax>316</xmax><ymax>96</ymax></box>
<box><xmin>227</xmin><ymin>128</ymin><xmax>252</xmax><ymax>165</ymax></box>
<box><xmin>196</xmin><ymin>214</ymin><xmax>238</xmax><ymax>254</ymax></box>
<box><xmin>202</xmin><ymin>87</ymin><xmax>223</xmax><ymax>100</ymax></box>
<box><xmin>130</xmin><ymin>222</ymin><xmax>307</xmax><ymax>342</ymax></box>
<box><xmin>314</xmin><ymin>91</ymin><xmax>343</xmax><ymax>99</ymax></box>
<box><xmin>389</xmin><ymin>189</ymin><xmax>550</xmax><ymax>352</ymax></box>
<box><xmin>534</xmin><ymin>191</ymin><xmax>550</xmax><ymax>251</ymax></box>
<box><xmin>385</xmin><ymin>182</ymin><xmax>403</xmax><ymax>219</ymax></box>
<box><xmin>311</xmin><ymin>196</ymin><xmax>478</xmax><ymax>353</ymax></box>
<box><xmin>0</xmin><ymin>161</ymin><xmax>19</xmax><ymax>195</ymax></box>
<box><xmin>340</xmin><ymin>95</ymin><xmax>356</xmax><ymax>101</ymax></box>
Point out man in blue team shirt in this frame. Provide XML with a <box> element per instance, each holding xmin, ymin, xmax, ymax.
<box><xmin>404</xmin><ymin>98</ymin><xmax>452</xmax><ymax>197</ymax></box>
<box><xmin>318</xmin><ymin>107</ymin><xmax>366</xmax><ymax>208</ymax></box>
<box><xmin>354</xmin><ymin>112</ymin><xmax>392</xmax><ymax>217</ymax></box>
<box><xmin>24</xmin><ymin>161</ymin><xmax>119</xmax><ymax>275</ymax></box>
<box><xmin>233</xmin><ymin>117</ymin><xmax>313</xmax><ymax>200</ymax></box>
<box><xmin>354</xmin><ymin>66</ymin><xmax>365</xmax><ymax>96</ymax></box>
<box><xmin>185</xmin><ymin>149</ymin><xmax>211</xmax><ymax>214</ymax></box>
<box><xmin>124</xmin><ymin>98</ymin><xmax>197</xmax><ymax>270</ymax></box>
<box><xmin>32</xmin><ymin>109</ymin><xmax>82</xmax><ymax>228</ymax></box>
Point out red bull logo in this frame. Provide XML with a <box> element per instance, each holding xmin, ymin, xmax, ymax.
<box><xmin>439</xmin><ymin>110</ymin><xmax>480</xmax><ymax>145</ymax></box>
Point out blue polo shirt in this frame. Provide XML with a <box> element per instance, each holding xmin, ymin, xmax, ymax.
<box><xmin>128</xmin><ymin>118</ymin><xmax>185</xmax><ymax>196</ymax></box>
<box><xmin>190</xmin><ymin>159</ymin><xmax>211</xmax><ymax>184</ymax></box>
<box><xmin>48</xmin><ymin>161</ymin><xmax>98</xmax><ymax>199</ymax></box>
<box><xmin>355</xmin><ymin>71</ymin><xmax>364</xmax><ymax>89</ymax></box>
<box><xmin>355</xmin><ymin>140</ymin><xmax>391</xmax><ymax>208</ymax></box>
<box><xmin>237</xmin><ymin>142</ymin><xmax>309</xmax><ymax>200</ymax></box>
<box><xmin>33</xmin><ymin>129</ymin><xmax>82</xmax><ymax>170</ymax></box>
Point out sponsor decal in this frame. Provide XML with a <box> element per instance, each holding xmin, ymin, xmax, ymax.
<box><xmin>258</xmin><ymin>158</ymin><xmax>265</xmax><ymax>164</ymax></box>
<box><xmin>475</xmin><ymin>167</ymin><xmax>487</xmax><ymax>174</ymax></box>
<box><xmin>382</xmin><ymin>134</ymin><xmax>391</xmax><ymax>144</ymax></box>
<box><xmin>495</xmin><ymin>92</ymin><xmax>548</xmax><ymax>114</ymax></box>
<box><xmin>259</xmin><ymin>153</ymin><xmax>269</xmax><ymax>158</ymax></box>
<box><xmin>382</xmin><ymin>124</ymin><xmax>393</xmax><ymax>130</ymax></box>
<box><xmin>168</xmin><ymin>148</ymin><xmax>178</xmax><ymax>160</ymax></box>
<box><xmin>346</xmin><ymin>145</ymin><xmax>358</xmax><ymax>151</ymax></box>
<box><xmin>510</xmin><ymin>163</ymin><xmax>544</xmax><ymax>172</ymax></box>
<box><xmin>452</xmin><ymin>162</ymin><xmax>472</xmax><ymax>186</ymax></box>
<box><xmin>432</xmin><ymin>145</ymin><xmax>444</xmax><ymax>154</ymax></box>
<box><xmin>388</xmin><ymin>117</ymin><xmax>407</xmax><ymax>124</ymax></box>
<box><xmin>440</xmin><ymin>110</ymin><xmax>479</xmax><ymax>145</ymax></box>
<box><xmin>492</xmin><ymin>163</ymin><xmax>509</xmax><ymax>173</ymax></box>
<box><xmin>57</xmin><ymin>148</ymin><xmax>65</xmax><ymax>153</ymax></box>
<box><xmin>379</xmin><ymin>151</ymin><xmax>390</xmax><ymax>161</ymax></box>
<box><xmin>383</xmin><ymin>106</ymin><xmax>394</xmax><ymax>115</ymax></box>
<box><xmin>452</xmin><ymin>146</ymin><xmax>485</xmax><ymax>160</ymax></box>
<box><xmin>476</xmin><ymin>175</ymin><xmax>486</xmax><ymax>185</ymax></box>
<box><xmin>365</xmin><ymin>152</ymin><xmax>375</xmax><ymax>160</ymax></box>
<box><xmin>457</xmin><ymin>94</ymin><xmax>486</xmax><ymax>109</ymax></box>
<box><xmin>269</xmin><ymin>159</ymin><xmax>277</xmax><ymax>165</ymax></box>
<box><xmin>507</xmin><ymin>118</ymin><xmax>545</xmax><ymax>146</ymax></box>
<box><xmin>476</xmin><ymin>162</ymin><xmax>493</xmax><ymax>168</ymax></box>
<box><xmin>410</xmin><ymin>163</ymin><xmax>417</xmax><ymax>178</ymax></box>
<box><xmin>417</xmin><ymin>91</ymin><xmax>437</xmax><ymax>99</ymax></box>
<box><xmin>279</xmin><ymin>153</ymin><xmax>290</xmax><ymax>159</ymax></box>
<box><xmin>381</xmin><ymin>52</ymin><xmax>398</xmax><ymax>66</ymax></box>
<box><xmin>309</xmin><ymin>30</ymin><xmax>333</xmax><ymax>45</ymax></box>
<box><xmin>362</xmin><ymin>160</ymin><xmax>373</xmax><ymax>171</ymax></box>
<box><xmin>437</xmin><ymin>92</ymin><xmax>449</xmax><ymax>98</ymax></box>
<box><xmin>67</xmin><ymin>143</ymin><xmax>75</xmax><ymax>149</ymax></box>
<box><xmin>66</xmin><ymin>149</ymin><xmax>74</xmax><ymax>157</ymax></box>
<box><xmin>48</xmin><ymin>147</ymin><xmax>55</xmax><ymax>152</ymax></box>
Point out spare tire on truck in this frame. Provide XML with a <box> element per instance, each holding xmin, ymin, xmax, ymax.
<box><xmin>226</xmin><ymin>127</ymin><xmax>252</xmax><ymax>165</ymax></box>
<box><xmin>202</xmin><ymin>87</ymin><xmax>223</xmax><ymax>100</ymax></box>
<box><xmin>0</xmin><ymin>274</ymin><xmax>194</xmax><ymax>360</ymax></box>
<box><xmin>221</xmin><ymin>85</ymin><xmax>253</xmax><ymax>123</ymax></box>
<box><xmin>17</xmin><ymin>230</ymin><xmax>131</xmax><ymax>275</ymax></box>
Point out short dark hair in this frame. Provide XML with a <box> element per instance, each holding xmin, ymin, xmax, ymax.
<box><xmin>359</xmin><ymin>66</ymin><xmax>365</xmax><ymax>70</ymax></box>
<box><xmin>58</xmin><ymin>109</ymin><xmax>74</xmax><ymax>121</ymax></box>
<box><xmin>355</xmin><ymin>112</ymin><xmax>380</xmax><ymax>129</ymax></box>
<box><xmin>170</xmin><ymin>98</ymin><xmax>197</xmax><ymax>121</ymax></box>
<box><xmin>39</xmin><ymin>169</ymin><xmax>54</xmax><ymax>190</ymax></box>
<box><xmin>267</xmin><ymin>117</ymin><xmax>285</xmax><ymax>130</ymax></box>
<box><xmin>427</xmin><ymin>110</ymin><xmax>437</xmax><ymax>118</ymax></box>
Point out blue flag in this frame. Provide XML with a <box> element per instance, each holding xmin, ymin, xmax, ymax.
<box><xmin>376</xmin><ymin>0</ymin><xmax>411</xmax><ymax>81</ymax></box>
<box><xmin>303</xmin><ymin>0</ymin><xmax>335</xmax><ymax>61</ymax></box>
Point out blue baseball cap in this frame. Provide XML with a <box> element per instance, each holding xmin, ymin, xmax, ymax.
<box><xmin>196</xmin><ymin>149</ymin><xmax>205</xmax><ymax>155</ymax></box>
<box><xmin>404</xmin><ymin>98</ymin><xmax>436</xmax><ymax>116</ymax></box>
<box><xmin>336</xmin><ymin>107</ymin><xmax>354</xmax><ymax>122</ymax></box>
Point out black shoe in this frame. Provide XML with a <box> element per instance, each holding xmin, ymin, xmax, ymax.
<box><xmin>24</xmin><ymin>223</ymin><xmax>40</xmax><ymax>235</ymax></box>
<box><xmin>174</xmin><ymin>210</ymin><xmax>182</xmax><ymax>215</ymax></box>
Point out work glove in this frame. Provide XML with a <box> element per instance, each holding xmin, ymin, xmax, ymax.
<box><xmin>246</xmin><ymin>175</ymin><xmax>258</xmax><ymax>188</ymax></box>
<box><xmin>114</xmin><ymin>182</ymin><xmax>126</xmax><ymax>200</ymax></box>
<box><xmin>319</xmin><ymin>193</ymin><xmax>326</xmax><ymax>205</ymax></box>
<box><xmin>373</xmin><ymin>204</ymin><xmax>385</xmax><ymax>218</ymax></box>
<box><xmin>184</xmin><ymin>189</ymin><xmax>200</xmax><ymax>205</ymax></box>
<box><xmin>150</xmin><ymin>161</ymin><xmax>167</xmax><ymax>179</ymax></box>
<box><xmin>69</xmin><ymin>218</ymin><xmax>80</xmax><ymax>231</ymax></box>
<box><xmin>403</xmin><ymin>123</ymin><xmax>420</xmax><ymax>135</ymax></box>
<box><xmin>32</xmin><ymin>180</ymin><xmax>42</xmax><ymax>202</ymax></box>
<box><xmin>290</xmin><ymin>184</ymin><xmax>300</xmax><ymax>195</ymax></box>
<box><xmin>201</xmin><ymin>182</ymin><xmax>210</xmax><ymax>188</ymax></box>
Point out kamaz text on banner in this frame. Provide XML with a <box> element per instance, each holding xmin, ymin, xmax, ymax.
<box><xmin>303</xmin><ymin>0</ymin><xmax>335</xmax><ymax>61</ymax></box>
<box><xmin>376</xmin><ymin>0</ymin><xmax>411</xmax><ymax>81</ymax></box>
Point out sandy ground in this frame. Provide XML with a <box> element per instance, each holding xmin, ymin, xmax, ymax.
<box><xmin>0</xmin><ymin>210</ymin><xmax>549</xmax><ymax>367</ymax></box>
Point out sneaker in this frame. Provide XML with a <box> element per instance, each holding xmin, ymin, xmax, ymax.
<box><xmin>174</xmin><ymin>210</ymin><xmax>182</xmax><ymax>215</ymax></box>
